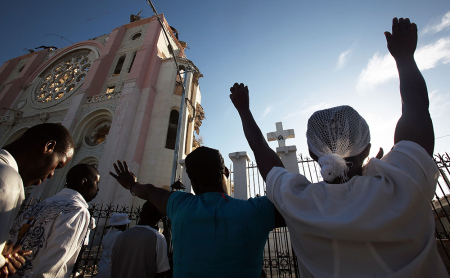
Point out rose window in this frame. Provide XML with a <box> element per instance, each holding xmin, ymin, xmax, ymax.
<box><xmin>34</xmin><ymin>51</ymin><xmax>93</xmax><ymax>103</ymax></box>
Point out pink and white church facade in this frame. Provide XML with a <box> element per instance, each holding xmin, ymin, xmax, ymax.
<box><xmin>0</xmin><ymin>14</ymin><xmax>204</xmax><ymax>207</ymax></box>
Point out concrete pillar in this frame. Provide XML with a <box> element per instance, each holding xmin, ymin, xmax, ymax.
<box><xmin>229</xmin><ymin>151</ymin><xmax>250</xmax><ymax>200</ymax></box>
<box><xmin>276</xmin><ymin>145</ymin><xmax>300</xmax><ymax>174</ymax></box>
<box><xmin>179</xmin><ymin>159</ymin><xmax>192</xmax><ymax>194</ymax></box>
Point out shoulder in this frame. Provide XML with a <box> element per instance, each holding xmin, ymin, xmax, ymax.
<box><xmin>63</xmin><ymin>199</ymin><xmax>88</xmax><ymax>215</ymax></box>
<box><xmin>105</xmin><ymin>229</ymin><xmax>122</xmax><ymax>239</ymax></box>
<box><xmin>265</xmin><ymin>166</ymin><xmax>311</xmax><ymax>199</ymax></box>
<box><xmin>0</xmin><ymin>149</ymin><xmax>19</xmax><ymax>171</ymax></box>
<box><xmin>227</xmin><ymin>196</ymin><xmax>274</xmax><ymax>220</ymax></box>
<box><xmin>246</xmin><ymin>196</ymin><xmax>273</xmax><ymax>208</ymax></box>
<box><xmin>167</xmin><ymin>191</ymin><xmax>194</xmax><ymax>216</ymax></box>
<box><xmin>76</xmin><ymin>206</ymin><xmax>91</xmax><ymax>222</ymax></box>
<box><xmin>168</xmin><ymin>191</ymin><xmax>192</xmax><ymax>202</ymax></box>
<box><xmin>54</xmin><ymin>200</ymin><xmax>90</xmax><ymax>227</ymax></box>
<box><xmin>0</xmin><ymin>162</ymin><xmax>22</xmax><ymax>186</ymax></box>
<box><xmin>52</xmin><ymin>190</ymin><xmax>89</xmax><ymax>214</ymax></box>
<box><xmin>382</xmin><ymin>140</ymin><xmax>435</xmax><ymax>166</ymax></box>
<box><xmin>125</xmin><ymin>226</ymin><xmax>160</xmax><ymax>242</ymax></box>
<box><xmin>0</xmin><ymin>165</ymin><xmax>24</xmax><ymax>201</ymax></box>
<box><xmin>267</xmin><ymin>167</ymin><xmax>311</xmax><ymax>187</ymax></box>
<box><xmin>154</xmin><ymin>230</ymin><xmax>166</xmax><ymax>241</ymax></box>
<box><xmin>368</xmin><ymin>141</ymin><xmax>438</xmax><ymax>184</ymax></box>
<box><xmin>228</xmin><ymin>196</ymin><xmax>275</xmax><ymax>231</ymax></box>
<box><xmin>0</xmin><ymin>164</ymin><xmax>24</xmax><ymax>213</ymax></box>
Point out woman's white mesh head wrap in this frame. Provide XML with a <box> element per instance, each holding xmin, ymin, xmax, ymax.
<box><xmin>306</xmin><ymin>105</ymin><xmax>370</xmax><ymax>182</ymax></box>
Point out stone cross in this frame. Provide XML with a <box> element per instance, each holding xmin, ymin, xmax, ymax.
<box><xmin>267</xmin><ymin>122</ymin><xmax>295</xmax><ymax>147</ymax></box>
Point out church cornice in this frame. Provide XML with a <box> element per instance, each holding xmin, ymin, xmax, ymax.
<box><xmin>86</xmin><ymin>91</ymin><xmax>122</xmax><ymax>103</ymax></box>
<box><xmin>160</xmin><ymin>57</ymin><xmax>203</xmax><ymax>78</ymax></box>
<box><xmin>25</xmin><ymin>41</ymin><xmax>104</xmax><ymax>85</ymax></box>
<box><xmin>0</xmin><ymin>109</ymin><xmax>66</xmax><ymax>129</ymax></box>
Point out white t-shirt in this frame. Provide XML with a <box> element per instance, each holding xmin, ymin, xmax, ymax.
<box><xmin>266</xmin><ymin>141</ymin><xmax>448</xmax><ymax>277</ymax></box>
<box><xmin>111</xmin><ymin>225</ymin><xmax>170</xmax><ymax>278</ymax></box>
<box><xmin>9</xmin><ymin>188</ymin><xmax>90</xmax><ymax>278</ymax></box>
<box><xmin>97</xmin><ymin>228</ymin><xmax>123</xmax><ymax>278</ymax></box>
<box><xmin>133</xmin><ymin>225</ymin><xmax>170</xmax><ymax>273</ymax></box>
<box><xmin>0</xmin><ymin>149</ymin><xmax>24</xmax><ymax>268</ymax></box>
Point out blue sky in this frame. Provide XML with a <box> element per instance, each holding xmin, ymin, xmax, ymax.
<box><xmin>1</xmin><ymin>0</ymin><xmax>450</xmax><ymax>167</ymax></box>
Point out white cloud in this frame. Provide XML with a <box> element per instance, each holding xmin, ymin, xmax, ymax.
<box><xmin>336</xmin><ymin>50</ymin><xmax>352</xmax><ymax>70</ymax></box>
<box><xmin>357</xmin><ymin>37</ymin><xmax>450</xmax><ymax>93</ymax></box>
<box><xmin>415</xmin><ymin>37</ymin><xmax>450</xmax><ymax>69</ymax></box>
<box><xmin>422</xmin><ymin>11</ymin><xmax>450</xmax><ymax>34</ymax></box>
<box><xmin>261</xmin><ymin>105</ymin><xmax>272</xmax><ymax>118</ymax></box>
<box><xmin>429</xmin><ymin>90</ymin><xmax>450</xmax><ymax>118</ymax></box>
<box><xmin>356</xmin><ymin>52</ymin><xmax>396</xmax><ymax>92</ymax></box>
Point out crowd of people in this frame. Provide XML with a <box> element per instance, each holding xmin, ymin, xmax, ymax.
<box><xmin>0</xmin><ymin>17</ymin><xmax>448</xmax><ymax>277</ymax></box>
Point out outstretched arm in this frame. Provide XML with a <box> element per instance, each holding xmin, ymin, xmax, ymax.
<box><xmin>230</xmin><ymin>83</ymin><xmax>284</xmax><ymax>181</ymax></box>
<box><xmin>110</xmin><ymin>161</ymin><xmax>172</xmax><ymax>215</ymax></box>
<box><xmin>385</xmin><ymin>17</ymin><xmax>434</xmax><ymax>156</ymax></box>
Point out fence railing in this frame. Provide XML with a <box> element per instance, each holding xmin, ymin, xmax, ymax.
<box><xmin>16</xmin><ymin>153</ymin><xmax>450</xmax><ymax>277</ymax></box>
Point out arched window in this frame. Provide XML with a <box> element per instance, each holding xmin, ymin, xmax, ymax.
<box><xmin>128</xmin><ymin>52</ymin><xmax>137</xmax><ymax>73</ymax></box>
<box><xmin>174</xmin><ymin>73</ymin><xmax>183</xmax><ymax>96</ymax></box>
<box><xmin>165</xmin><ymin>110</ymin><xmax>179</xmax><ymax>149</ymax></box>
<box><xmin>85</xmin><ymin>120</ymin><xmax>111</xmax><ymax>146</ymax></box>
<box><xmin>131</xmin><ymin>33</ymin><xmax>141</xmax><ymax>40</ymax></box>
<box><xmin>113</xmin><ymin>55</ymin><xmax>126</xmax><ymax>76</ymax></box>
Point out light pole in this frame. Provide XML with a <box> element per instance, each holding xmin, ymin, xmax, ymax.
<box><xmin>170</xmin><ymin>66</ymin><xmax>196</xmax><ymax>188</ymax></box>
<box><xmin>144</xmin><ymin>0</ymin><xmax>197</xmax><ymax>189</ymax></box>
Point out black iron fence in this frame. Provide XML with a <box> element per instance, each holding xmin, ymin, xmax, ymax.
<box><xmin>16</xmin><ymin>153</ymin><xmax>450</xmax><ymax>277</ymax></box>
<box><xmin>432</xmin><ymin>153</ymin><xmax>450</xmax><ymax>271</ymax></box>
<box><xmin>71</xmin><ymin>203</ymin><xmax>143</xmax><ymax>277</ymax></box>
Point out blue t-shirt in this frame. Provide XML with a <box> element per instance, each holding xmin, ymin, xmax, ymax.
<box><xmin>166</xmin><ymin>191</ymin><xmax>275</xmax><ymax>278</ymax></box>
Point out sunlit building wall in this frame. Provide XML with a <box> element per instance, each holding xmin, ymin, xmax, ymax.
<box><xmin>0</xmin><ymin>14</ymin><xmax>204</xmax><ymax>207</ymax></box>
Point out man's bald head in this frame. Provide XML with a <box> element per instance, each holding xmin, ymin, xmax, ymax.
<box><xmin>10</xmin><ymin>123</ymin><xmax>74</xmax><ymax>154</ymax></box>
<box><xmin>66</xmin><ymin>164</ymin><xmax>100</xmax><ymax>202</ymax></box>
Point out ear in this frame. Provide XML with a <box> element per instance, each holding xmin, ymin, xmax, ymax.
<box><xmin>44</xmin><ymin>140</ymin><xmax>57</xmax><ymax>154</ymax></box>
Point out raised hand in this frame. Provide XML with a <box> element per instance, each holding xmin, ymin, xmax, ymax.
<box><xmin>386</xmin><ymin>17</ymin><xmax>434</xmax><ymax>156</ymax></box>
<box><xmin>375</xmin><ymin>147</ymin><xmax>384</xmax><ymax>159</ymax></box>
<box><xmin>230</xmin><ymin>83</ymin><xmax>250</xmax><ymax>113</ymax></box>
<box><xmin>384</xmin><ymin>17</ymin><xmax>417</xmax><ymax>60</ymax></box>
<box><xmin>229</xmin><ymin>82</ymin><xmax>284</xmax><ymax>180</ymax></box>
<box><xmin>109</xmin><ymin>161</ymin><xmax>137</xmax><ymax>190</ymax></box>
<box><xmin>110</xmin><ymin>161</ymin><xmax>172</xmax><ymax>215</ymax></box>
